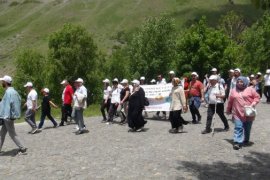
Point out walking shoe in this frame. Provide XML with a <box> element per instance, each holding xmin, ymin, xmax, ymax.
<box><xmin>178</xmin><ymin>126</ymin><xmax>184</xmax><ymax>133</ymax></box>
<box><xmin>201</xmin><ymin>129</ymin><xmax>211</xmax><ymax>134</ymax></box>
<box><xmin>128</xmin><ymin>128</ymin><xmax>136</xmax><ymax>132</ymax></box>
<box><xmin>224</xmin><ymin>127</ymin><xmax>230</xmax><ymax>131</ymax></box>
<box><xmin>18</xmin><ymin>148</ymin><xmax>27</xmax><ymax>155</ymax></box>
<box><xmin>192</xmin><ymin>120</ymin><xmax>198</xmax><ymax>124</ymax></box>
<box><xmin>101</xmin><ymin>119</ymin><xmax>107</xmax><ymax>123</ymax></box>
<box><xmin>31</xmin><ymin>128</ymin><xmax>38</xmax><ymax>134</ymax></box>
<box><xmin>75</xmin><ymin>130</ymin><xmax>84</xmax><ymax>135</ymax></box>
<box><xmin>233</xmin><ymin>143</ymin><xmax>242</xmax><ymax>150</ymax></box>
<box><xmin>59</xmin><ymin>123</ymin><xmax>64</xmax><ymax>126</ymax></box>
<box><xmin>106</xmin><ymin>122</ymin><xmax>112</xmax><ymax>125</ymax></box>
<box><xmin>136</xmin><ymin>128</ymin><xmax>143</xmax><ymax>132</ymax></box>
<box><xmin>74</xmin><ymin>125</ymin><xmax>79</xmax><ymax>130</ymax></box>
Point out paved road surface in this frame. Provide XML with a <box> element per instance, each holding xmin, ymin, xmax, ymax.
<box><xmin>0</xmin><ymin>101</ymin><xmax>269</xmax><ymax>179</ymax></box>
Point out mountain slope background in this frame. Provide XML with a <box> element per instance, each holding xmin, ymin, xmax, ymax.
<box><xmin>0</xmin><ymin>0</ymin><xmax>263</xmax><ymax>75</ymax></box>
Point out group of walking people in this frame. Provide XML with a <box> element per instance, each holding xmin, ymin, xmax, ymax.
<box><xmin>0</xmin><ymin>76</ymin><xmax>89</xmax><ymax>154</ymax></box>
<box><xmin>0</xmin><ymin>67</ymin><xmax>269</xmax><ymax>154</ymax></box>
<box><xmin>100</xmin><ymin>68</ymin><xmax>269</xmax><ymax>150</ymax></box>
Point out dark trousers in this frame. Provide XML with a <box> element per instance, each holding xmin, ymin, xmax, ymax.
<box><xmin>206</xmin><ymin>103</ymin><xmax>229</xmax><ymax>130</ymax></box>
<box><xmin>156</xmin><ymin>111</ymin><xmax>166</xmax><ymax>116</ymax></box>
<box><xmin>108</xmin><ymin>103</ymin><xmax>118</xmax><ymax>122</ymax></box>
<box><xmin>189</xmin><ymin>103</ymin><xmax>201</xmax><ymax>122</ymax></box>
<box><xmin>38</xmin><ymin>111</ymin><xmax>57</xmax><ymax>129</ymax></box>
<box><xmin>100</xmin><ymin>99</ymin><xmax>111</xmax><ymax>120</ymax></box>
<box><xmin>60</xmin><ymin>104</ymin><xmax>72</xmax><ymax>124</ymax></box>
<box><xmin>169</xmin><ymin>110</ymin><xmax>183</xmax><ymax>129</ymax></box>
<box><xmin>264</xmin><ymin>86</ymin><xmax>270</xmax><ymax>102</ymax></box>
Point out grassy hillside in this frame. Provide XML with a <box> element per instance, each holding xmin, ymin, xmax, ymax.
<box><xmin>0</xmin><ymin>0</ymin><xmax>263</xmax><ymax>76</ymax></box>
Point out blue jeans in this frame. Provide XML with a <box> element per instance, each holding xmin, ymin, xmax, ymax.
<box><xmin>234</xmin><ymin>119</ymin><xmax>253</xmax><ymax>144</ymax></box>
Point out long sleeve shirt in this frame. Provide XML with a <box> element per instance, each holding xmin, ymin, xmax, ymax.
<box><xmin>170</xmin><ymin>86</ymin><xmax>186</xmax><ymax>111</ymax></box>
<box><xmin>227</xmin><ymin>87</ymin><xmax>260</xmax><ymax>121</ymax></box>
<box><xmin>0</xmin><ymin>87</ymin><xmax>21</xmax><ymax>120</ymax></box>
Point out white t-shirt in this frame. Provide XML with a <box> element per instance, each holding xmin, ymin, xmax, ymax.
<box><xmin>26</xmin><ymin>89</ymin><xmax>38</xmax><ymax>109</ymax></box>
<box><xmin>157</xmin><ymin>78</ymin><xmax>166</xmax><ymax>85</ymax></box>
<box><xmin>208</xmin><ymin>83</ymin><xmax>225</xmax><ymax>104</ymax></box>
<box><xmin>264</xmin><ymin>75</ymin><xmax>270</xmax><ymax>86</ymax></box>
<box><xmin>103</xmin><ymin>86</ymin><xmax>112</xmax><ymax>100</ymax></box>
<box><xmin>73</xmin><ymin>85</ymin><xmax>87</xmax><ymax>109</ymax></box>
<box><xmin>111</xmin><ymin>87</ymin><xmax>121</xmax><ymax>104</ymax></box>
<box><xmin>62</xmin><ymin>87</ymin><xmax>66</xmax><ymax>102</ymax></box>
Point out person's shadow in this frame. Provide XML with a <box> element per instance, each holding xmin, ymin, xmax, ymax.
<box><xmin>0</xmin><ymin>149</ymin><xmax>19</xmax><ymax>157</ymax></box>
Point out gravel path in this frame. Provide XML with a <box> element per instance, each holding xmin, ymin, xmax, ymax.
<box><xmin>0</xmin><ymin>100</ymin><xmax>269</xmax><ymax>180</ymax></box>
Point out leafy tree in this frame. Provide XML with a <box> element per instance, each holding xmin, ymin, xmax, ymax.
<box><xmin>176</xmin><ymin>17</ymin><xmax>239</xmax><ymax>78</ymax></box>
<box><xmin>47</xmin><ymin>23</ymin><xmax>99</xmax><ymax>103</ymax></box>
<box><xmin>13</xmin><ymin>49</ymin><xmax>47</xmax><ymax>98</ymax></box>
<box><xmin>251</xmin><ymin>0</ymin><xmax>270</xmax><ymax>10</ymax></box>
<box><xmin>242</xmin><ymin>12</ymin><xmax>270</xmax><ymax>73</ymax></box>
<box><xmin>218</xmin><ymin>11</ymin><xmax>246</xmax><ymax>43</ymax></box>
<box><xmin>128</xmin><ymin>16</ymin><xmax>178</xmax><ymax>80</ymax></box>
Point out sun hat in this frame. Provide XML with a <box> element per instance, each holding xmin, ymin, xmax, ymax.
<box><xmin>121</xmin><ymin>79</ymin><xmax>128</xmax><ymax>84</ymax></box>
<box><xmin>0</xmin><ymin>75</ymin><xmax>12</xmax><ymax>84</ymax></box>
<box><xmin>103</xmin><ymin>79</ymin><xmax>110</xmax><ymax>83</ymax></box>
<box><xmin>209</xmin><ymin>75</ymin><xmax>218</xmax><ymax>80</ymax></box>
<box><xmin>131</xmin><ymin>79</ymin><xmax>140</xmax><ymax>85</ymax></box>
<box><xmin>43</xmin><ymin>88</ymin><xmax>50</xmax><ymax>93</ymax></box>
<box><xmin>211</xmin><ymin>68</ymin><xmax>217</xmax><ymax>72</ymax></box>
<box><xmin>24</xmin><ymin>82</ymin><xmax>33</xmax><ymax>87</ymax></box>
<box><xmin>75</xmin><ymin>78</ymin><xmax>84</xmax><ymax>83</ymax></box>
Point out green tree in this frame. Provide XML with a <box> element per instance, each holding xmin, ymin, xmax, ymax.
<box><xmin>218</xmin><ymin>11</ymin><xmax>246</xmax><ymax>43</ymax></box>
<box><xmin>176</xmin><ymin>17</ymin><xmax>239</xmax><ymax>78</ymax></box>
<box><xmin>251</xmin><ymin>0</ymin><xmax>270</xmax><ymax>10</ymax></box>
<box><xmin>48</xmin><ymin>23</ymin><xmax>99</xmax><ymax>103</ymax></box>
<box><xmin>128</xmin><ymin>16</ymin><xmax>178</xmax><ymax>80</ymax></box>
<box><xmin>13</xmin><ymin>49</ymin><xmax>47</xmax><ymax>98</ymax></box>
<box><xmin>242</xmin><ymin>12</ymin><xmax>270</xmax><ymax>73</ymax></box>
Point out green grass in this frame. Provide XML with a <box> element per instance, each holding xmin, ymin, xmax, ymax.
<box><xmin>0</xmin><ymin>0</ymin><xmax>264</xmax><ymax>75</ymax></box>
<box><xmin>16</xmin><ymin>103</ymin><xmax>101</xmax><ymax>124</ymax></box>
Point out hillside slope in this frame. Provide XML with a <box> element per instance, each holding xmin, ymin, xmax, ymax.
<box><xmin>0</xmin><ymin>0</ymin><xmax>263</xmax><ymax>75</ymax></box>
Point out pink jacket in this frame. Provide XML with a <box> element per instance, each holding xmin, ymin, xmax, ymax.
<box><xmin>226</xmin><ymin>87</ymin><xmax>260</xmax><ymax>121</ymax></box>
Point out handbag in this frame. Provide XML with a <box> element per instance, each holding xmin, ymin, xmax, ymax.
<box><xmin>244</xmin><ymin>106</ymin><xmax>257</xmax><ymax>117</ymax></box>
<box><xmin>239</xmin><ymin>92</ymin><xmax>257</xmax><ymax>117</ymax></box>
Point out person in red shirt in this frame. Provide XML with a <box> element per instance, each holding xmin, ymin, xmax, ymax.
<box><xmin>188</xmin><ymin>72</ymin><xmax>204</xmax><ymax>124</ymax></box>
<box><xmin>59</xmin><ymin>79</ymin><xmax>74</xmax><ymax>126</ymax></box>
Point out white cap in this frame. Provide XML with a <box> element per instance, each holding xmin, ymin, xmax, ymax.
<box><xmin>250</xmin><ymin>74</ymin><xmax>255</xmax><ymax>78</ymax></box>
<box><xmin>60</xmin><ymin>80</ymin><xmax>67</xmax><ymax>85</ymax></box>
<box><xmin>24</xmin><ymin>82</ymin><xmax>33</xmax><ymax>87</ymax></box>
<box><xmin>209</xmin><ymin>75</ymin><xmax>218</xmax><ymax>80</ymax></box>
<box><xmin>191</xmin><ymin>72</ymin><xmax>198</xmax><ymax>76</ymax></box>
<box><xmin>234</xmin><ymin>68</ymin><xmax>241</xmax><ymax>73</ymax></box>
<box><xmin>150</xmin><ymin>79</ymin><xmax>156</xmax><ymax>83</ymax></box>
<box><xmin>103</xmin><ymin>79</ymin><xmax>110</xmax><ymax>83</ymax></box>
<box><xmin>0</xmin><ymin>75</ymin><xmax>12</xmax><ymax>84</ymax></box>
<box><xmin>211</xmin><ymin>68</ymin><xmax>217</xmax><ymax>72</ymax></box>
<box><xmin>131</xmin><ymin>79</ymin><xmax>140</xmax><ymax>85</ymax></box>
<box><xmin>169</xmin><ymin>71</ymin><xmax>175</xmax><ymax>74</ymax></box>
<box><xmin>75</xmin><ymin>78</ymin><xmax>84</xmax><ymax>83</ymax></box>
<box><xmin>257</xmin><ymin>72</ymin><xmax>262</xmax><ymax>75</ymax></box>
<box><xmin>43</xmin><ymin>88</ymin><xmax>49</xmax><ymax>93</ymax></box>
<box><xmin>266</xmin><ymin>69</ymin><xmax>270</xmax><ymax>74</ymax></box>
<box><xmin>229</xmin><ymin>69</ymin><xmax>234</xmax><ymax>73</ymax></box>
<box><xmin>121</xmin><ymin>79</ymin><xmax>128</xmax><ymax>84</ymax></box>
<box><xmin>140</xmin><ymin>76</ymin><xmax>145</xmax><ymax>80</ymax></box>
<box><xmin>112</xmin><ymin>78</ymin><xmax>119</xmax><ymax>83</ymax></box>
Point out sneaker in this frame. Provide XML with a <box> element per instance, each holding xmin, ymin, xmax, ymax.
<box><xmin>224</xmin><ymin>127</ymin><xmax>230</xmax><ymax>131</ymax></box>
<box><xmin>106</xmin><ymin>122</ymin><xmax>112</xmax><ymax>125</ymax></box>
<box><xmin>233</xmin><ymin>143</ymin><xmax>241</xmax><ymax>150</ymax></box>
<box><xmin>128</xmin><ymin>128</ymin><xmax>136</xmax><ymax>132</ymax></box>
<box><xmin>201</xmin><ymin>129</ymin><xmax>211</xmax><ymax>134</ymax></box>
<box><xmin>18</xmin><ymin>148</ymin><xmax>27</xmax><ymax>155</ymax></box>
<box><xmin>101</xmin><ymin>119</ymin><xmax>107</xmax><ymax>123</ymax></box>
<box><xmin>74</xmin><ymin>125</ymin><xmax>79</xmax><ymax>130</ymax></box>
<box><xmin>75</xmin><ymin>130</ymin><xmax>84</xmax><ymax>135</ymax></box>
<box><xmin>178</xmin><ymin>126</ymin><xmax>183</xmax><ymax>133</ymax></box>
<box><xmin>31</xmin><ymin>128</ymin><xmax>38</xmax><ymax>134</ymax></box>
<box><xmin>59</xmin><ymin>123</ymin><xmax>64</xmax><ymax>126</ymax></box>
<box><xmin>136</xmin><ymin>128</ymin><xmax>143</xmax><ymax>132</ymax></box>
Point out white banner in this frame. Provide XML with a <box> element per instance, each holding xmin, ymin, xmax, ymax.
<box><xmin>141</xmin><ymin>84</ymin><xmax>172</xmax><ymax>111</ymax></box>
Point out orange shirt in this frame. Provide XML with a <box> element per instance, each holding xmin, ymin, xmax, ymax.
<box><xmin>189</xmin><ymin>80</ymin><xmax>203</xmax><ymax>97</ymax></box>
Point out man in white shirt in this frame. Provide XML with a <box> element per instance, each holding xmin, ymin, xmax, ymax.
<box><xmin>101</xmin><ymin>79</ymin><xmax>112</xmax><ymax>122</ymax></box>
<box><xmin>73</xmin><ymin>78</ymin><xmax>88</xmax><ymax>134</ymax></box>
<box><xmin>230</xmin><ymin>68</ymin><xmax>241</xmax><ymax>91</ymax></box>
<box><xmin>24</xmin><ymin>82</ymin><xmax>39</xmax><ymax>134</ymax></box>
<box><xmin>107</xmin><ymin>78</ymin><xmax>121</xmax><ymax>124</ymax></box>
<box><xmin>264</xmin><ymin>69</ymin><xmax>270</xmax><ymax>103</ymax></box>
<box><xmin>201</xmin><ymin>75</ymin><xmax>229</xmax><ymax>134</ymax></box>
<box><xmin>155</xmin><ymin>74</ymin><xmax>167</xmax><ymax>119</ymax></box>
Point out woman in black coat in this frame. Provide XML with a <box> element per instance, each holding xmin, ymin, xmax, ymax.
<box><xmin>128</xmin><ymin>80</ymin><xmax>147</xmax><ymax>132</ymax></box>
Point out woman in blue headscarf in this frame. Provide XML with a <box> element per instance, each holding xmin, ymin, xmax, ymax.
<box><xmin>226</xmin><ymin>76</ymin><xmax>260</xmax><ymax>150</ymax></box>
